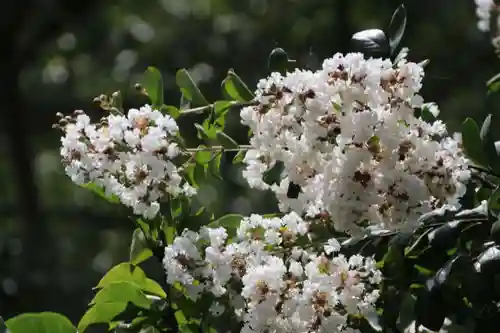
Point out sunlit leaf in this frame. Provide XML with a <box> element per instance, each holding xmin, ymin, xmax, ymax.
<box><xmin>388</xmin><ymin>4</ymin><xmax>407</xmax><ymax>54</ymax></box>
<box><xmin>81</xmin><ymin>183</ymin><xmax>120</xmax><ymax>204</ymax></box>
<box><xmin>350</xmin><ymin>29</ymin><xmax>390</xmax><ymax>58</ymax></box>
<box><xmin>160</xmin><ymin>105</ymin><xmax>181</xmax><ymax>119</ymax></box>
<box><xmin>91</xmin><ymin>281</ymin><xmax>151</xmax><ymax>309</ymax></box>
<box><xmin>6</xmin><ymin>312</ymin><xmax>75</xmax><ymax>333</ymax></box>
<box><xmin>97</xmin><ymin>263</ymin><xmax>166</xmax><ymax>298</ymax></box>
<box><xmin>130</xmin><ymin>228</ymin><xmax>153</xmax><ymax>265</ymax></box>
<box><xmin>78</xmin><ymin>302</ymin><xmax>127</xmax><ymax>333</ymax></box>
<box><xmin>221</xmin><ymin>70</ymin><xmax>254</xmax><ymax>102</ymax></box>
<box><xmin>176</xmin><ymin>69</ymin><xmax>209</xmax><ymax>106</ymax></box>
<box><xmin>140</xmin><ymin>67</ymin><xmax>164</xmax><ymax>108</ymax></box>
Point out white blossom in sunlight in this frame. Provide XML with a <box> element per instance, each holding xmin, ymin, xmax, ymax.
<box><xmin>163</xmin><ymin>213</ymin><xmax>382</xmax><ymax>333</ymax></box>
<box><xmin>57</xmin><ymin>105</ymin><xmax>195</xmax><ymax>219</ymax></box>
<box><xmin>239</xmin><ymin>52</ymin><xmax>470</xmax><ymax>235</ymax></box>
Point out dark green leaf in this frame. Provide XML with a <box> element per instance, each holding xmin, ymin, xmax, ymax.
<box><xmin>267</xmin><ymin>48</ymin><xmax>295</xmax><ymax>74</ymax></box>
<box><xmin>486</xmin><ymin>72</ymin><xmax>500</xmax><ymax>92</ymax></box>
<box><xmin>111</xmin><ymin>91</ymin><xmax>123</xmax><ymax>112</ymax></box>
<box><xmin>208</xmin><ymin>214</ymin><xmax>244</xmax><ymax>237</ymax></box>
<box><xmin>216</xmin><ymin>131</ymin><xmax>239</xmax><ymax>149</ymax></box>
<box><xmin>222</xmin><ymin>70</ymin><xmax>254</xmax><ymax>102</ymax></box>
<box><xmin>6</xmin><ymin>313</ymin><xmax>75</xmax><ymax>333</ymax></box>
<box><xmin>462</xmin><ymin>118</ymin><xmax>488</xmax><ymax>167</ymax></box>
<box><xmin>491</xmin><ymin>219</ymin><xmax>500</xmax><ymax>244</ymax></box>
<box><xmin>0</xmin><ymin>317</ymin><xmax>8</xmax><ymax>333</ymax></box>
<box><xmin>232</xmin><ymin>150</ymin><xmax>246</xmax><ymax>164</ymax></box>
<box><xmin>140</xmin><ymin>327</ymin><xmax>161</xmax><ymax>333</ymax></box>
<box><xmin>480</xmin><ymin>114</ymin><xmax>500</xmax><ymax>172</ymax></box>
<box><xmin>489</xmin><ymin>186</ymin><xmax>500</xmax><ymax>211</ymax></box>
<box><xmin>388</xmin><ymin>4</ymin><xmax>407</xmax><ymax>54</ymax></box>
<box><xmin>475</xmin><ymin>245</ymin><xmax>500</xmax><ymax>275</ymax></box>
<box><xmin>350</xmin><ymin>29</ymin><xmax>390</xmax><ymax>58</ymax></box>
<box><xmin>140</xmin><ymin>67</ymin><xmax>164</xmax><ymax>108</ymax></box>
<box><xmin>393</xmin><ymin>46</ymin><xmax>409</xmax><ymax>64</ymax></box>
<box><xmin>418</xmin><ymin>207</ymin><xmax>456</xmax><ymax>225</ymax></box>
<box><xmin>91</xmin><ymin>281</ymin><xmax>151</xmax><ymax>309</ymax></box>
<box><xmin>428</xmin><ymin>221</ymin><xmax>462</xmax><ymax>250</ymax></box>
<box><xmin>160</xmin><ymin>105</ymin><xmax>181</xmax><ymax>119</ymax></box>
<box><xmin>176</xmin><ymin>69</ymin><xmax>209</xmax><ymax>106</ymax></box>
<box><xmin>415</xmin><ymin>282</ymin><xmax>447</xmax><ymax>331</ymax></box>
<box><xmin>209</xmin><ymin>152</ymin><xmax>223</xmax><ymax>180</ymax></box>
<box><xmin>78</xmin><ymin>302</ymin><xmax>128</xmax><ymax>333</ymax></box>
<box><xmin>480</xmin><ymin>114</ymin><xmax>492</xmax><ymax>142</ymax></box>
<box><xmin>130</xmin><ymin>228</ymin><xmax>153</xmax><ymax>265</ymax></box>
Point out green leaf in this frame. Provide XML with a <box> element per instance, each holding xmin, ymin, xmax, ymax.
<box><xmin>232</xmin><ymin>150</ymin><xmax>246</xmax><ymax>164</ymax></box>
<box><xmin>160</xmin><ymin>105</ymin><xmax>181</xmax><ymax>119</ymax></box>
<box><xmin>209</xmin><ymin>152</ymin><xmax>223</xmax><ymax>180</ymax></box>
<box><xmin>475</xmin><ymin>245</ymin><xmax>500</xmax><ymax>275</ymax></box>
<box><xmin>222</xmin><ymin>70</ymin><xmax>254</xmax><ymax>102</ymax></box>
<box><xmin>6</xmin><ymin>312</ymin><xmax>75</xmax><ymax>333</ymax></box>
<box><xmin>489</xmin><ymin>186</ymin><xmax>500</xmax><ymax>211</ymax></box>
<box><xmin>194</xmin><ymin>123</ymin><xmax>217</xmax><ymax>140</ymax></box>
<box><xmin>130</xmin><ymin>228</ymin><xmax>153</xmax><ymax>265</ymax></box>
<box><xmin>214</xmin><ymin>101</ymin><xmax>235</xmax><ymax>116</ymax></box>
<box><xmin>415</xmin><ymin>280</ymin><xmax>447</xmax><ymax>331</ymax></box>
<box><xmin>208</xmin><ymin>214</ymin><xmax>244</xmax><ymax>229</ymax></box>
<box><xmin>388</xmin><ymin>4</ymin><xmax>407</xmax><ymax>54</ymax></box>
<box><xmin>78</xmin><ymin>302</ymin><xmax>128</xmax><ymax>333</ymax></box>
<box><xmin>140</xmin><ymin>67</ymin><xmax>164</xmax><ymax>108</ymax></box>
<box><xmin>91</xmin><ymin>281</ymin><xmax>151</xmax><ymax>309</ymax></box>
<box><xmin>193</xmin><ymin>162</ymin><xmax>207</xmax><ymax>187</ymax></box>
<box><xmin>480</xmin><ymin>114</ymin><xmax>500</xmax><ymax>172</ymax></box>
<box><xmin>462</xmin><ymin>118</ymin><xmax>488</xmax><ymax>167</ymax></box>
<box><xmin>350</xmin><ymin>29</ymin><xmax>390</xmax><ymax>58</ymax></box>
<box><xmin>195</xmin><ymin>148</ymin><xmax>213</xmax><ymax>165</ymax></box>
<box><xmin>487</xmin><ymin>72</ymin><xmax>500</xmax><ymax>92</ymax></box>
<box><xmin>393</xmin><ymin>46</ymin><xmax>409</xmax><ymax>64</ymax></box>
<box><xmin>97</xmin><ymin>263</ymin><xmax>166</xmax><ymax>298</ymax></box>
<box><xmin>0</xmin><ymin>317</ymin><xmax>8</xmax><ymax>333</ymax></box>
<box><xmin>216</xmin><ymin>131</ymin><xmax>239</xmax><ymax>149</ymax></box>
<box><xmin>81</xmin><ymin>183</ymin><xmax>120</xmax><ymax>204</ymax></box>
<box><xmin>140</xmin><ymin>327</ymin><xmax>161</xmax><ymax>333</ymax></box>
<box><xmin>267</xmin><ymin>48</ymin><xmax>295</xmax><ymax>74</ymax></box>
<box><xmin>176</xmin><ymin>69</ymin><xmax>209</xmax><ymax>106</ymax></box>
<box><xmin>491</xmin><ymin>219</ymin><xmax>500</xmax><ymax>244</ymax></box>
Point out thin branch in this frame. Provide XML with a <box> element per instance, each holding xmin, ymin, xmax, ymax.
<box><xmin>178</xmin><ymin>100</ymin><xmax>259</xmax><ymax>116</ymax></box>
<box><xmin>184</xmin><ymin>145</ymin><xmax>252</xmax><ymax>153</ymax></box>
<box><xmin>179</xmin><ymin>105</ymin><xmax>213</xmax><ymax>115</ymax></box>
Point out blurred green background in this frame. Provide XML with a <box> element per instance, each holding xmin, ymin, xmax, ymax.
<box><xmin>0</xmin><ymin>0</ymin><xmax>498</xmax><ymax>329</ymax></box>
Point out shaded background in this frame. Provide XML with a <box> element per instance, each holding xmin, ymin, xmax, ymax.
<box><xmin>0</xmin><ymin>0</ymin><xmax>498</xmax><ymax>329</ymax></box>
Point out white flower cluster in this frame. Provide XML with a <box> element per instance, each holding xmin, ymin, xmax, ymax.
<box><xmin>240</xmin><ymin>52</ymin><xmax>470</xmax><ymax>235</ymax></box>
<box><xmin>474</xmin><ymin>0</ymin><xmax>499</xmax><ymax>33</ymax></box>
<box><xmin>164</xmin><ymin>213</ymin><xmax>381</xmax><ymax>333</ymax></box>
<box><xmin>58</xmin><ymin>105</ymin><xmax>196</xmax><ymax>219</ymax></box>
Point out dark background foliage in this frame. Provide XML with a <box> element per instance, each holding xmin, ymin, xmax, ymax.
<box><xmin>0</xmin><ymin>0</ymin><xmax>498</xmax><ymax>330</ymax></box>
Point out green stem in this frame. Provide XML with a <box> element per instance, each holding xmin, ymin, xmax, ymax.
<box><xmin>184</xmin><ymin>145</ymin><xmax>252</xmax><ymax>153</ymax></box>
<box><xmin>470</xmin><ymin>165</ymin><xmax>500</xmax><ymax>179</ymax></box>
<box><xmin>178</xmin><ymin>100</ymin><xmax>259</xmax><ymax>116</ymax></box>
<box><xmin>179</xmin><ymin>105</ymin><xmax>213</xmax><ymax>115</ymax></box>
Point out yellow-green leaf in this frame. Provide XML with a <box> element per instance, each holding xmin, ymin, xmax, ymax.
<box><xmin>6</xmin><ymin>312</ymin><xmax>75</xmax><ymax>333</ymax></box>
<box><xmin>77</xmin><ymin>302</ymin><xmax>127</xmax><ymax>333</ymax></box>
